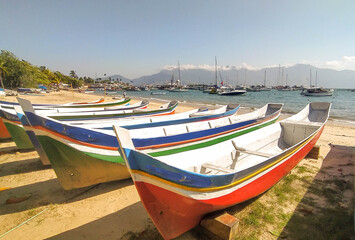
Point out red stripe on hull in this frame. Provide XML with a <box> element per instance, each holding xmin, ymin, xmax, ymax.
<box><xmin>134</xmin><ymin>127</ymin><xmax>324</xmax><ymax>239</ymax></box>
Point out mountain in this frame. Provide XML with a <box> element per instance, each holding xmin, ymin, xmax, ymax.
<box><xmin>100</xmin><ymin>74</ymin><xmax>131</xmax><ymax>83</ymax></box>
<box><xmin>107</xmin><ymin>64</ymin><xmax>355</xmax><ymax>88</ymax></box>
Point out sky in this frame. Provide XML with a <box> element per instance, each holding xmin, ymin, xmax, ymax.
<box><xmin>0</xmin><ymin>0</ymin><xmax>354</xmax><ymax>79</ymax></box>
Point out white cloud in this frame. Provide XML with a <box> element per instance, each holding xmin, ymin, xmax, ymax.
<box><xmin>323</xmin><ymin>56</ymin><xmax>355</xmax><ymax>71</ymax></box>
<box><xmin>163</xmin><ymin>64</ymin><xmax>215</xmax><ymax>71</ymax></box>
<box><xmin>162</xmin><ymin>62</ymin><xmax>260</xmax><ymax>72</ymax></box>
<box><xmin>162</xmin><ymin>56</ymin><xmax>355</xmax><ymax>73</ymax></box>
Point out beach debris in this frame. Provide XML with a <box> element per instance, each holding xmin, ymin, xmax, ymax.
<box><xmin>6</xmin><ymin>194</ymin><xmax>31</xmax><ymax>204</ymax></box>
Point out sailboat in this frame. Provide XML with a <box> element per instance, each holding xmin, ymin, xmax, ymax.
<box><xmin>169</xmin><ymin>61</ymin><xmax>188</xmax><ymax>92</ymax></box>
<box><xmin>302</xmin><ymin>70</ymin><xmax>334</xmax><ymax>97</ymax></box>
<box><xmin>207</xmin><ymin>57</ymin><xmax>219</xmax><ymax>94</ymax></box>
<box><xmin>260</xmin><ymin>70</ymin><xmax>271</xmax><ymax>91</ymax></box>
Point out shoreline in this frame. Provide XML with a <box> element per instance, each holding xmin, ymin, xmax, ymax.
<box><xmin>1</xmin><ymin>90</ymin><xmax>355</xmax><ymax>128</ymax></box>
<box><xmin>2</xmin><ymin>90</ymin><xmax>355</xmax><ymax>126</ymax></box>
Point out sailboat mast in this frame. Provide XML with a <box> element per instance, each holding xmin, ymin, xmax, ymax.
<box><xmin>286</xmin><ymin>74</ymin><xmax>288</xmax><ymax>86</ymax></box>
<box><xmin>310</xmin><ymin>69</ymin><xmax>312</xmax><ymax>88</ymax></box>
<box><xmin>178</xmin><ymin>61</ymin><xmax>181</xmax><ymax>86</ymax></box>
<box><xmin>264</xmin><ymin>69</ymin><xmax>266</xmax><ymax>86</ymax></box>
<box><xmin>236</xmin><ymin>70</ymin><xmax>239</xmax><ymax>85</ymax></box>
<box><xmin>315</xmin><ymin>70</ymin><xmax>318</xmax><ymax>87</ymax></box>
<box><xmin>215</xmin><ymin>56</ymin><xmax>218</xmax><ymax>86</ymax></box>
<box><xmin>244</xmin><ymin>69</ymin><xmax>247</xmax><ymax>86</ymax></box>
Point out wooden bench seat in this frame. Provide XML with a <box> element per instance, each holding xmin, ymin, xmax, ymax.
<box><xmin>201</xmin><ymin>163</ymin><xmax>234</xmax><ymax>174</ymax></box>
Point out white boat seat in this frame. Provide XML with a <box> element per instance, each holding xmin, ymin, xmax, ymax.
<box><xmin>200</xmin><ymin>163</ymin><xmax>234</xmax><ymax>174</ymax></box>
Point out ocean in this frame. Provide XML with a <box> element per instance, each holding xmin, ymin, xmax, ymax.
<box><xmin>96</xmin><ymin>89</ymin><xmax>355</xmax><ymax>121</ymax></box>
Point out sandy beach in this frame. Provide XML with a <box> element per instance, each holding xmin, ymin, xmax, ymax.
<box><xmin>0</xmin><ymin>91</ymin><xmax>353</xmax><ymax>239</ymax></box>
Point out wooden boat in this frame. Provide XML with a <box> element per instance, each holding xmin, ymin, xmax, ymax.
<box><xmin>0</xmin><ymin>97</ymin><xmax>110</xmax><ymax>138</ymax></box>
<box><xmin>19</xmin><ymin>103</ymin><xmax>280</xmax><ymax>190</ymax></box>
<box><xmin>10</xmin><ymin>105</ymin><xmax>226</xmax><ymax>164</ymax></box>
<box><xmin>0</xmin><ymin>99</ymin><xmax>176</xmax><ymax>149</ymax></box>
<box><xmin>15</xmin><ymin>106</ymin><xmax>50</xmax><ymax>165</ymax></box>
<box><xmin>0</xmin><ymin>99</ymin><xmax>145</xmax><ymax>141</ymax></box>
<box><xmin>68</xmin><ymin>104</ymin><xmax>235</xmax><ymax>129</ymax></box>
<box><xmin>70</xmin><ymin>98</ymin><xmax>104</xmax><ymax>104</ymax></box>
<box><xmin>17</xmin><ymin>98</ymin><xmax>177</xmax><ymax>121</ymax></box>
<box><xmin>0</xmin><ymin>97</ymin><xmax>129</xmax><ymax>109</ymax></box>
<box><xmin>24</xmin><ymin>100</ymin><xmax>149</xmax><ymax>114</ymax></box>
<box><xmin>114</xmin><ymin>102</ymin><xmax>331</xmax><ymax>239</ymax></box>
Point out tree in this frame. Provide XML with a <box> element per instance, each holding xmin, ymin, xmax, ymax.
<box><xmin>69</xmin><ymin>70</ymin><xmax>77</xmax><ymax>79</ymax></box>
<box><xmin>0</xmin><ymin>60</ymin><xmax>7</xmax><ymax>89</ymax></box>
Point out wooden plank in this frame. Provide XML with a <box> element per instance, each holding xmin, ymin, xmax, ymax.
<box><xmin>200</xmin><ymin>212</ymin><xmax>239</xmax><ymax>240</ymax></box>
<box><xmin>307</xmin><ymin>145</ymin><xmax>320</xmax><ymax>159</ymax></box>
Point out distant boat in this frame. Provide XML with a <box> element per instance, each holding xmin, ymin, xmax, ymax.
<box><xmin>202</xmin><ymin>87</ymin><xmax>213</xmax><ymax>93</ymax></box>
<box><xmin>169</xmin><ymin>61</ymin><xmax>189</xmax><ymax>92</ymax></box>
<box><xmin>303</xmin><ymin>88</ymin><xmax>334</xmax><ymax>96</ymax></box>
<box><xmin>259</xmin><ymin>87</ymin><xmax>272</xmax><ymax>91</ymax></box>
<box><xmin>302</xmin><ymin>70</ymin><xmax>333</xmax><ymax>96</ymax></box>
<box><xmin>169</xmin><ymin>88</ymin><xmax>188</xmax><ymax>92</ymax></box>
<box><xmin>218</xmin><ymin>88</ymin><xmax>246</xmax><ymax>96</ymax></box>
<box><xmin>246</xmin><ymin>86</ymin><xmax>261</xmax><ymax>92</ymax></box>
<box><xmin>84</xmin><ymin>90</ymin><xmax>95</xmax><ymax>94</ymax></box>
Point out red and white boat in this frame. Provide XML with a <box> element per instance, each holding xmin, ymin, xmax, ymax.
<box><xmin>115</xmin><ymin>102</ymin><xmax>331</xmax><ymax>239</ymax></box>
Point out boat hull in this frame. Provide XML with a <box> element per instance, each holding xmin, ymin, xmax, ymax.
<box><xmin>37</xmin><ymin>135</ymin><xmax>130</xmax><ymax>190</ymax></box>
<box><xmin>23</xmin><ymin>104</ymin><xmax>278</xmax><ymax>190</ymax></box>
<box><xmin>3</xmin><ymin>120</ymin><xmax>33</xmax><ymax>149</ymax></box>
<box><xmin>304</xmin><ymin>92</ymin><xmax>333</xmax><ymax>96</ymax></box>
<box><xmin>218</xmin><ymin>90</ymin><xmax>246</xmax><ymax>96</ymax></box>
<box><xmin>130</xmin><ymin>126</ymin><xmax>324</xmax><ymax>239</ymax></box>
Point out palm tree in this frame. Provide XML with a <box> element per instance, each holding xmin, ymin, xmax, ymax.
<box><xmin>69</xmin><ymin>70</ymin><xmax>77</xmax><ymax>79</ymax></box>
<box><xmin>0</xmin><ymin>61</ymin><xmax>7</xmax><ymax>89</ymax></box>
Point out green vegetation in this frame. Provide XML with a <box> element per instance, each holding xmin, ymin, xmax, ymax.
<box><xmin>0</xmin><ymin>50</ymin><xmax>95</xmax><ymax>89</ymax></box>
<box><xmin>229</xmin><ymin>162</ymin><xmax>354</xmax><ymax>240</ymax></box>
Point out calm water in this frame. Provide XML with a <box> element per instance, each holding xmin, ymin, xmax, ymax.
<box><xmin>96</xmin><ymin>89</ymin><xmax>355</xmax><ymax>121</ymax></box>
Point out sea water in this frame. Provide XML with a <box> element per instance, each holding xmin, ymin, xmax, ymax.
<box><xmin>96</xmin><ymin>89</ymin><xmax>355</xmax><ymax>121</ymax></box>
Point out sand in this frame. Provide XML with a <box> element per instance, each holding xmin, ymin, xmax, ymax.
<box><xmin>0</xmin><ymin>91</ymin><xmax>354</xmax><ymax>239</ymax></box>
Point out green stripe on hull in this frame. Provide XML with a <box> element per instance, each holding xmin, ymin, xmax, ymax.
<box><xmin>83</xmin><ymin>151</ymin><xmax>124</xmax><ymax>163</ymax></box>
<box><xmin>4</xmin><ymin>123</ymin><xmax>33</xmax><ymax>149</ymax></box>
<box><xmin>37</xmin><ymin>135</ymin><xmax>130</xmax><ymax>190</ymax></box>
<box><xmin>150</xmin><ymin>118</ymin><xmax>278</xmax><ymax>157</ymax></box>
<box><xmin>55</xmin><ymin>98</ymin><xmax>130</xmax><ymax>108</ymax></box>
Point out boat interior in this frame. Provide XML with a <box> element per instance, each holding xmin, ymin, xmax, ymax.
<box><xmin>167</xmin><ymin>103</ymin><xmax>330</xmax><ymax>176</ymax></box>
<box><xmin>129</xmin><ymin>104</ymin><xmax>281</xmax><ymax>139</ymax></box>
